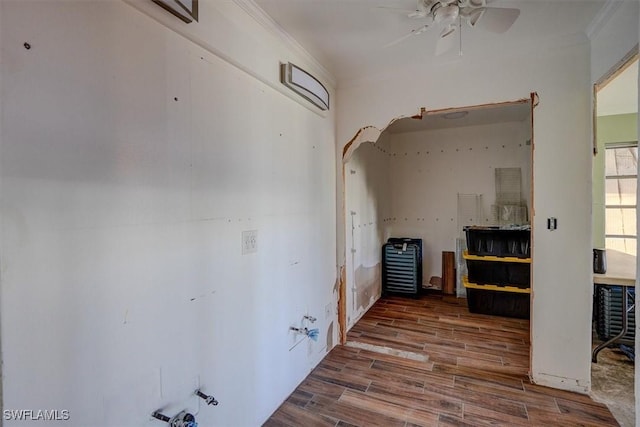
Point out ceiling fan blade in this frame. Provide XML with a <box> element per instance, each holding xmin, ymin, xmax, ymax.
<box><xmin>383</xmin><ymin>24</ymin><xmax>430</xmax><ymax>48</ymax></box>
<box><xmin>435</xmin><ymin>28</ymin><xmax>457</xmax><ymax>56</ymax></box>
<box><xmin>474</xmin><ymin>7</ymin><xmax>520</xmax><ymax>33</ymax></box>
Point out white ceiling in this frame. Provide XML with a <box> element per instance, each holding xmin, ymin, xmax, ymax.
<box><xmin>597</xmin><ymin>59</ymin><xmax>638</xmax><ymax>116</ymax></box>
<box><xmin>254</xmin><ymin>0</ymin><xmax>607</xmax><ymax>85</ymax></box>
<box><xmin>386</xmin><ymin>101</ymin><xmax>531</xmax><ymax>133</ymax></box>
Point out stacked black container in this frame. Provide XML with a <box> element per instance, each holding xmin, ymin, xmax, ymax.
<box><xmin>594</xmin><ymin>285</ymin><xmax>636</xmax><ymax>346</ymax></box>
<box><xmin>463</xmin><ymin>226</ymin><xmax>531</xmax><ymax>319</ymax></box>
<box><xmin>382</xmin><ymin>238</ymin><xmax>422</xmax><ymax>298</ymax></box>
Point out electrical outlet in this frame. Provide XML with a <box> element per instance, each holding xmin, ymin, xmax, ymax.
<box><xmin>242</xmin><ymin>230</ymin><xmax>258</xmax><ymax>254</ymax></box>
<box><xmin>325</xmin><ymin>303</ymin><xmax>332</xmax><ymax>319</ymax></box>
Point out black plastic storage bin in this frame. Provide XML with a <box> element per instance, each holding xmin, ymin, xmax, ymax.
<box><xmin>382</xmin><ymin>239</ymin><xmax>422</xmax><ymax>298</ymax></box>
<box><xmin>594</xmin><ymin>284</ymin><xmax>635</xmax><ymax>346</ymax></box>
<box><xmin>464</xmin><ymin>226</ymin><xmax>531</xmax><ymax>258</ymax></box>
<box><xmin>466</xmin><ymin>260</ymin><xmax>530</xmax><ymax>288</ymax></box>
<box><xmin>465</xmin><ymin>284</ymin><xmax>530</xmax><ymax>319</ymax></box>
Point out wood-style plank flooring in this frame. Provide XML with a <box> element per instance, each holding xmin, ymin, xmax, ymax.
<box><xmin>265</xmin><ymin>294</ymin><xmax>618</xmax><ymax>426</ymax></box>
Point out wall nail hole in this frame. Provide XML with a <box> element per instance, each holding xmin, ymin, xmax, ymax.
<box><xmin>24</xmin><ymin>42</ymin><xmax>31</xmax><ymax>50</ymax></box>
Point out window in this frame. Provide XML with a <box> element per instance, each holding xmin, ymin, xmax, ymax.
<box><xmin>605</xmin><ymin>144</ymin><xmax>638</xmax><ymax>255</ymax></box>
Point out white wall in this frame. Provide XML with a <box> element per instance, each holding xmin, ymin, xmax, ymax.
<box><xmin>387</xmin><ymin>121</ymin><xmax>531</xmax><ymax>283</ymax></box>
<box><xmin>344</xmin><ymin>134</ymin><xmax>391</xmax><ymax>328</ymax></box>
<box><xmin>337</xmin><ymin>40</ymin><xmax>594</xmax><ymax>392</ymax></box>
<box><xmin>0</xmin><ymin>1</ymin><xmax>336</xmax><ymax>426</ymax></box>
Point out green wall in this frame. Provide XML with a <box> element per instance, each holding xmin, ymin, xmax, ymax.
<box><xmin>593</xmin><ymin>113</ymin><xmax>638</xmax><ymax>248</ymax></box>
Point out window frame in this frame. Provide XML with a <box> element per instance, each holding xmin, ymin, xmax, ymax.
<box><xmin>604</xmin><ymin>142</ymin><xmax>638</xmax><ymax>253</ymax></box>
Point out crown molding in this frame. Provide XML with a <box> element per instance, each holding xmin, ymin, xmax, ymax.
<box><xmin>586</xmin><ymin>0</ymin><xmax>624</xmax><ymax>40</ymax></box>
<box><xmin>232</xmin><ymin>0</ymin><xmax>337</xmax><ymax>88</ymax></box>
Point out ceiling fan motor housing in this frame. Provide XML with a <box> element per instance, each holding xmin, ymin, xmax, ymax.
<box><xmin>383</xmin><ymin>0</ymin><xmax>519</xmax><ymax>53</ymax></box>
<box><xmin>428</xmin><ymin>0</ymin><xmax>486</xmax><ymax>9</ymax></box>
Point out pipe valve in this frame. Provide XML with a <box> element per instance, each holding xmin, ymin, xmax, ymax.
<box><xmin>152</xmin><ymin>410</ymin><xmax>197</xmax><ymax>427</ymax></box>
<box><xmin>195</xmin><ymin>389</ymin><xmax>219</xmax><ymax>406</ymax></box>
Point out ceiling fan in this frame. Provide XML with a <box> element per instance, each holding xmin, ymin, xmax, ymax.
<box><xmin>380</xmin><ymin>0</ymin><xmax>520</xmax><ymax>55</ymax></box>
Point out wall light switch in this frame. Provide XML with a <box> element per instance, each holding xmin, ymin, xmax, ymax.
<box><xmin>547</xmin><ymin>217</ymin><xmax>557</xmax><ymax>231</ymax></box>
<box><xmin>242</xmin><ymin>230</ymin><xmax>258</xmax><ymax>254</ymax></box>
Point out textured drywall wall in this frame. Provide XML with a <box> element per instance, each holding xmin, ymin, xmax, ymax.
<box><xmin>0</xmin><ymin>1</ymin><xmax>336</xmax><ymax>425</ymax></box>
<box><xmin>343</xmin><ymin>133</ymin><xmax>391</xmax><ymax>328</ymax></box>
